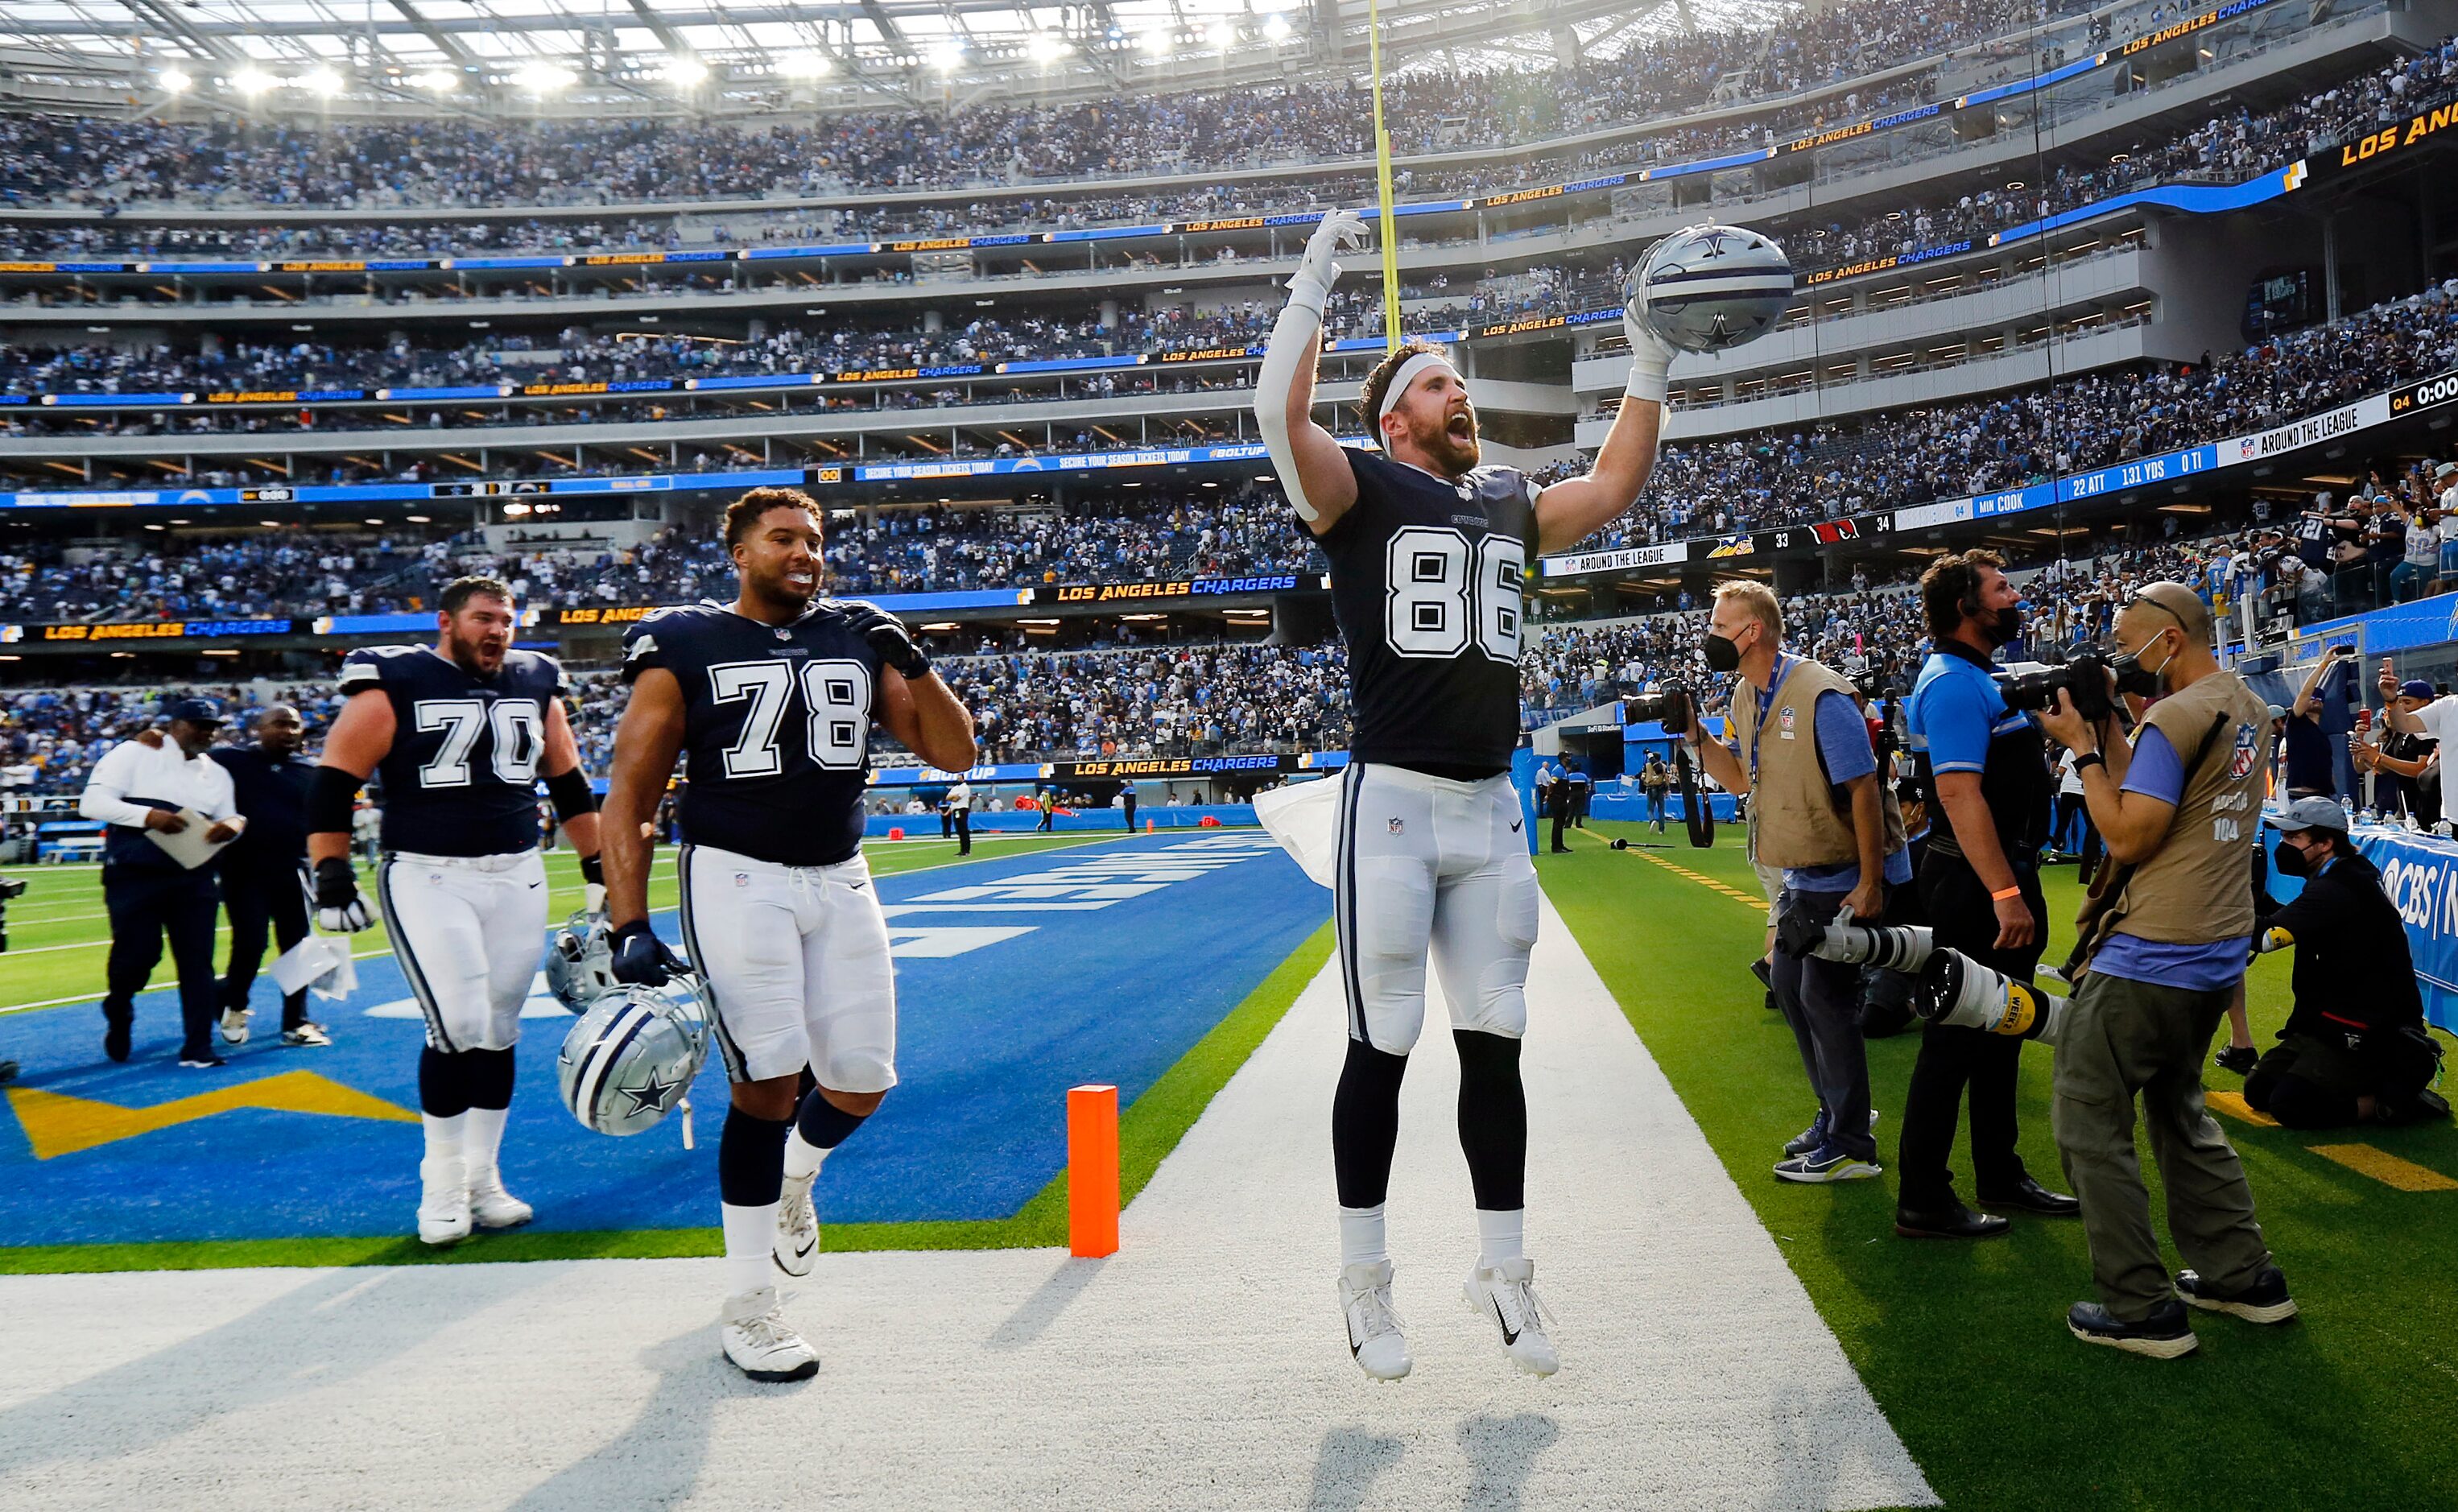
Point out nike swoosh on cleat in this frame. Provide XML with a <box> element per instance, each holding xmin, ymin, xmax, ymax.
<box><xmin>1487</xmin><ymin>1295</ymin><xmax>1520</xmax><ymax>1345</ymax></box>
<box><xmin>1510</xmin><ymin>820</ymin><xmax>1522</xmax><ymax>832</ymax></box>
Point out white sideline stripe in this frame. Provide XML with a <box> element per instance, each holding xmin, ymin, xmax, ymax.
<box><xmin>0</xmin><ymin>893</ymin><xmax>1933</xmax><ymax>1510</ymax></box>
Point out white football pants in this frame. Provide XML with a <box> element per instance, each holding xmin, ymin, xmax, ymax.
<box><xmin>677</xmin><ymin>842</ymin><xmax>899</xmax><ymax>1092</ymax></box>
<box><xmin>1333</xmin><ymin>762</ymin><xmax>1540</xmax><ymax>1056</ymax></box>
<box><xmin>375</xmin><ymin>849</ymin><xmax>549</xmax><ymax>1053</ymax></box>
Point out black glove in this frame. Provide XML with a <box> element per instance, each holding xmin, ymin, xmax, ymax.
<box><xmin>312</xmin><ymin>857</ymin><xmax>373</xmax><ymax>933</ymax></box>
<box><xmin>842</xmin><ymin>603</ymin><xmax>931</xmax><ymax>680</ymax></box>
<box><xmin>579</xmin><ymin>852</ymin><xmax>605</xmax><ymax>887</ymax></box>
<box><xmin>609</xmin><ymin>919</ymin><xmax>684</xmax><ymax>986</ymax></box>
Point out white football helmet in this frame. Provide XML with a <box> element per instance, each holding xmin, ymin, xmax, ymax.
<box><xmin>543</xmin><ymin>910</ymin><xmax>618</xmax><ymax>1011</ymax></box>
<box><xmin>556</xmin><ymin>977</ymin><xmax>711</xmax><ymax>1142</ymax></box>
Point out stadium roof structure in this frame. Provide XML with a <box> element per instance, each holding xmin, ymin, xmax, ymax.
<box><xmin>0</xmin><ymin>0</ymin><xmax>1783</xmax><ymax>118</ymax></box>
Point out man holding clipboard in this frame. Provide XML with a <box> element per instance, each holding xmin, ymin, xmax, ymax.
<box><xmin>79</xmin><ymin>697</ymin><xmax>244</xmax><ymax>1068</ymax></box>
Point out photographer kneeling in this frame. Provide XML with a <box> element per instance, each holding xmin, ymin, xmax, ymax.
<box><xmin>1679</xmin><ymin>582</ymin><xmax>1906</xmax><ymax>1184</ymax></box>
<box><xmin>2039</xmin><ymin>582</ymin><xmax>2290</xmax><ymax>1358</ymax></box>
<box><xmin>2245</xmin><ymin>797</ymin><xmax>2448</xmax><ymax>1127</ymax></box>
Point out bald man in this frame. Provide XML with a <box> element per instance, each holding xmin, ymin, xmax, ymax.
<box><xmin>213</xmin><ymin>704</ymin><xmax>331</xmax><ymax>1047</ymax></box>
<box><xmin>2036</xmin><ymin>581</ymin><xmax>2286</xmax><ymax>1357</ymax></box>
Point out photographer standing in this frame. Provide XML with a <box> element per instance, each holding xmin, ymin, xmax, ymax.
<box><xmin>1899</xmin><ymin>551</ymin><xmax>2078</xmax><ymax>1239</ymax></box>
<box><xmin>1640</xmin><ymin>752</ymin><xmax>1671</xmax><ymax>833</ymax></box>
<box><xmin>2039</xmin><ymin>582</ymin><xmax>2287</xmax><ymax>1358</ymax></box>
<box><xmin>1683</xmin><ymin>582</ymin><xmax>1905</xmax><ymax>1184</ymax></box>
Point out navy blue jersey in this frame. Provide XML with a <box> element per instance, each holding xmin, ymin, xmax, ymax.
<box><xmin>620</xmin><ymin>600</ymin><xmax>884</xmax><ymax>867</ymax></box>
<box><xmin>338</xmin><ymin>645</ymin><xmax>564</xmax><ymax>857</ymax></box>
<box><xmin>1316</xmin><ymin>448</ymin><xmax>1539</xmax><ymax>772</ymax></box>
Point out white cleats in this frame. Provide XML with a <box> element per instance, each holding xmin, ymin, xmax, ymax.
<box><xmin>280</xmin><ymin>1022</ymin><xmax>333</xmax><ymax>1048</ymax></box>
<box><xmin>1464</xmin><ymin>1257</ymin><xmax>1559</xmax><ymax>1378</ymax></box>
<box><xmin>774</xmin><ymin>1171</ymin><xmax>819</xmax><ymax>1278</ymax></box>
<box><xmin>218</xmin><ymin>1006</ymin><xmax>250</xmax><ymax>1045</ymax></box>
<box><xmin>416</xmin><ymin>1155</ymin><xmax>471</xmax><ymax>1246</ymax></box>
<box><xmin>466</xmin><ymin>1170</ymin><xmax>534</xmax><ymax>1230</ymax></box>
<box><xmin>1338</xmin><ymin>1260</ymin><xmax>1411</xmax><ymax>1382</ymax></box>
<box><xmin>721</xmin><ymin>1286</ymin><xmax>820</xmax><ymax>1382</ymax></box>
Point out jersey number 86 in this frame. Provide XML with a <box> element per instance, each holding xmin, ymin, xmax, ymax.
<box><xmin>1383</xmin><ymin>526</ymin><xmax>1524</xmax><ymax>663</ymax></box>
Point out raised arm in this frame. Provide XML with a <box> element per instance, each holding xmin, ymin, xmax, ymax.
<box><xmin>1533</xmin><ymin>310</ymin><xmax>1674</xmax><ymax>555</ymax></box>
<box><xmin>1254</xmin><ymin>210</ymin><xmax>1368</xmax><ymax>535</ymax></box>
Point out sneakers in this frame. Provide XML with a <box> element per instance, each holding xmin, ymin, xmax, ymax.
<box><xmin>1774</xmin><ymin>1142</ymin><xmax>1882</xmax><ymax>1183</ymax></box>
<box><xmin>2175</xmin><ymin>1265</ymin><xmax>2298</xmax><ymax>1324</ymax></box>
<box><xmin>219</xmin><ymin>1006</ymin><xmax>251</xmax><ymax>1046</ymax></box>
<box><xmin>2214</xmin><ymin>1043</ymin><xmax>2260</xmax><ymax>1076</ymax></box>
<box><xmin>465</xmin><ymin>1170</ymin><xmax>534</xmax><ymax>1231</ymax></box>
<box><xmin>774</xmin><ymin>1171</ymin><xmax>819</xmax><ymax>1278</ymax></box>
<box><xmin>2068</xmin><ymin>1299</ymin><xmax>2198</xmax><ymax>1358</ymax></box>
<box><xmin>280</xmin><ymin>1022</ymin><xmax>333</xmax><ymax>1048</ymax></box>
<box><xmin>1782</xmin><ymin>1109</ymin><xmax>1878</xmax><ymax>1157</ymax></box>
<box><xmin>102</xmin><ymin>1013</ymin><xmax>130</xmax><ymax>1064</ymax></box>
<box><xmin>1464</xmin><ymin>1257</ymin><xmax>1559</xmax><ymax>1378</ymax></box>
<box><xmin>1337</xmin><ymin>1260</ymin><xmax>1412</xmax><ymax>1382</ymax></box>
<box><xmin>178</xmin><ymin>1051</ymin><xmax>228</xmax><ymax>1069</ymax></box>
<box><xmin>721</xmin><ymin>1286</ymin><xmax>820</xmax><ymax>1382</ymax></box>
<box><xmin>416</xmin><ymin>1154</ymin><xmax>472</xmax><ymax>1246</ymax></box>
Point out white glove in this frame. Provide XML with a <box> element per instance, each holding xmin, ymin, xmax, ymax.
<box><xmin>1288</xmin><ymin>209</ymin><xmax>1370</xmax><ymax>316</ymax></box>
<box><xmin>1622</xmin><ymin>300</ymin><xmax>1678</xmax><ymax>406</ymax></box>
<box><xmin>317</xmin><ymin>899</ymin><xmax>375</xmax><ymax>934</ymax></box>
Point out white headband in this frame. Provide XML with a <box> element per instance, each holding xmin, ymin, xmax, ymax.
<box><xmin>1377</xmin><ymin>351</ymin><xmax>1461</xmax><ymax>422</ymax></box>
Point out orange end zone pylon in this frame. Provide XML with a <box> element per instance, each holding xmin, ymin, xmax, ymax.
<box><xmin>1068</xmin><ymin>1083</ymin><xmax>1120</xmax><ymax>1258</ymax></box>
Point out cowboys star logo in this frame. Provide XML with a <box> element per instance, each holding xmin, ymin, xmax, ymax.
<box><xmin>618</xmin><ymin>1072</ymin><xmax>680</xmax><ymax>1116</ymax></box>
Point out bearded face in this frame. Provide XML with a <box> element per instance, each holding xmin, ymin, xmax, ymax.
<box><xmin>1382</xmin><ymin>366</ymin><xmax>1481</xmax><ymax>477</ymax></box>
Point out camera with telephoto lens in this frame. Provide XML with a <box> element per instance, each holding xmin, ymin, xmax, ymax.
<box><xmin>1624</xmin><ymin>684</ymin><xmax>1695</xmax><ymax>733</ymax></box>
<box><xmin>1775</xmin><ymin>903</ymin><xmax>1934</xmax><ymax>970</ymax></box>
<box><xmin>1912</xmin><ymin>948</ymin><xmax>2067</xmax><ymax>1043</ymax></box>
<box><xmin>0</xmin><ymin>874</ymin><xmax>26</xmax><ymax>954</ymax></box>
<box><xmin>1993</xmin><ymin>648</ymin><xmax>2115</xmax><ymax>723</ymax></box>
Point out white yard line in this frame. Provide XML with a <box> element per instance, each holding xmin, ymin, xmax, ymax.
<box><xmin>0</xmin><ymin>892</ymin><xmax>1932</xmax><ymax>1510</ymax></box>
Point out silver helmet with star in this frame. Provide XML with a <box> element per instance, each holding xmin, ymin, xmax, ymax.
<box><xmin>555</xmin><ymin>977</ymin><xmax>709</xmax><ymax>1139</ymax></box>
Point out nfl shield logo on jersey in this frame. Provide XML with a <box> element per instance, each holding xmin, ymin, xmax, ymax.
<box><xmin>2229</xmin><ymin>722</ymin><xmax>2260</xmax><ymax>778</ymax></box>
<box><xmin>1389</xmin><ymin>817</ymin><xmax>1406</xmax><ymax>834</ymax></box>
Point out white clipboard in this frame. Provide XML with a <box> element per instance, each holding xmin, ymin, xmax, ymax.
<box><xmin>143</xmin><ymin>809</ymin><xmax>243</xmax><ymax>871</ymax></box>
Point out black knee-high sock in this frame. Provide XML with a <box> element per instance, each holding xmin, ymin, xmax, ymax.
<box><xmin>1332</xmin><ymin>1039</ymin><xmax>1410</xmax><ymax>1208</ymax></box>
<box><xmin>461</xmin><ymin>1047</ymin><xmax>515</xmax><ymax>1112</ymax></box>
<box><xmin>795</xmin><ymin>1087</ymin><xmax>870</xmax><ymax>1150</ymax></box>
<box><xmin>419</xmin><ymin>1045</ymin><xmax>469</xmax><ymax>1118</ymax></box>
<box><xmin>1454</xmin><ymin>1030</ymin><xmax>1527</xmax><ymax>1212</ymax></box>
<box><xmin>718</xmin><ymin>1106</ymin><xmax>794</xmax><ymax>1207</ymax></box>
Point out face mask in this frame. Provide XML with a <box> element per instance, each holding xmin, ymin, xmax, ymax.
<box><xmin>2272</xmin><ymin>840</ymin><xmax>2309</xmax><ymax>878</ymax></box>
<box><xmin>1983</xmin><ymin>604</ymin><xmax>2023</xmax><ymax>647</ymax></box>
<box><xmin>2110</xmin><ymin>633</ymin><xmax>2175</xmax><ymax>699</ymax></box>
<box><xmin>1703</xmin><ymin>632</ymin><xmax>1744</xmax><ymax>673</ymax></box>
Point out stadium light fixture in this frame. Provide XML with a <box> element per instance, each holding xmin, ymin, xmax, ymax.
<box><xmin>1206</xmin><ymin>21</ymin><xmax>1237</xmax><ymax>49</ymax></box>
<box><xmin>301</xmin><ymin>68</ymin><xmax>344</xmax><ymax>96</ymax></box>
<box><xmin>1027</xmin><ymin>31</ymin><xmax>1069</xmax><ymax>64</ymax></box>
<box><xmin>159</xmin><ymin>67</ymin><xmax>192</xmax><ymax>93</ymax></box>
<box><xmin>1261</xmin><ymin>14</ymin><xmax>1291</xmax><ymax>41</ymax></box>
<box><xmin>668</xmin><ymin>55</ymin><xmax>709</xmax><ymax>85</ymax></box>
<box><xmin>779</xmin><ymin>52</ymin><xmax>829</xmax><ymax>77</ymax></box>
<box><xmin>233</xmin><ymin>66</ymin><xmax>275</xmax><ymax>94</ymax></box>
<box><xmin>514</xmin><ymin>61</ymin><xmax>576</xmax><ymax>93</ymax></box>
<box><xmin>931</xmin><ymin>41</ymin><xmax>965</xmax><ymax>72</ymax></box>
<box><xmin>1139</xmin><ymin>28</ymin><xmax>1172</xmax><ymax>56</ymax></box>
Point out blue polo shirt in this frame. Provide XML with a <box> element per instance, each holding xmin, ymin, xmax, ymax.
<box><xmin>2087</xmin><ymin>724</ymin><xmax>2254</xmax><ymax>991</ymax></box>
<box><xmin>1906</xmin><ymin>646</ymin><xmax>2034</xmax><ymax>779</ymax></box>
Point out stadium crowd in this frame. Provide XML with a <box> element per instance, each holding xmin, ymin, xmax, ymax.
<box><xmin>0</xmin><ymin>0</ymin><xmax>2043</xmax><ymax>210</ymax></box>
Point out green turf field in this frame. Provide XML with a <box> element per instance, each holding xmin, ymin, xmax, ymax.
<box><xmin>1544</xmin><ymin>821</ymin><xmax>2458</xmax><ymax>1512</ymax></box>
<box><xmin>0</xmin><ymin>832</ymin><xmax>1105</xmax><ymax>1018</ymax></box>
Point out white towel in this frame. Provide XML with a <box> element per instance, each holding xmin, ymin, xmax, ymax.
<box><xmin>1252</xmin><ymin>776</ymin><xmax>1342</xmax><ymax>890</ymax></box>
<box><xmin>272</xmin><ymin>936</ymin><xmax>357</xmax><ymax>1001</ymax></box>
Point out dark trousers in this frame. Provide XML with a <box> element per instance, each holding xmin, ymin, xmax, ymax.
<box><xmin>1770</xmin><ymin>888</ymin><xmax>1879</xmax><ymax>1159</ymax></box>
<box><xmin>2055</xmin><ymin>791</ymin><xmax>2102</xmax><ymax>880</ymax></box>
<box><xmin>1038</xmin><ymin>801</ymin><xmax>1055</xmax><ymax>832</ymax></box>
<box><xmin>1123</xmin><ymin>795</ymin><xmax>1138</xmax><ymax>831</ymax></box>
<box><xmin>1898</xmin><ymin>849</ymin><xmax>2043</xmax><ymax>1210</ymax></box>
<box><xmin>954</xmin><ymin>808</ymin><xmax>972</xmax><ymax>856</ymax></box>
<box><xmin>1549</xmin><ymin>798</ymin><xmax>1569</xmax><ymax>851</ymax></box>
<box><xmin>1647</xmin><ymin>791</ymin><xmax>1667</xmax><ymax>831</ymax></box>
<box><xmin>940</xmin><ymin>809</ymin><xmax>953</xmax><ymax>839</ymax></box>
<box><xmin>102</xmin><ymin>865</ymin><xmax>222</xmax><ymax>1060</ymax></box>
<box><xmin>220</xmin><ymin>861</ymin><xmax>310</xmax><ymax>1031</ymax></box>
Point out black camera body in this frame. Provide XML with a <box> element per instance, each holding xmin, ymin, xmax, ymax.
<box><xmin>1625</xmin><ymin>685</ymin><xmax>1694</xmax><ymax>733</ymax></box>
<box><xmin>1995</xmin><ymin>650</ymin><xmax>2115</xmax><ymax>724</ymax></box>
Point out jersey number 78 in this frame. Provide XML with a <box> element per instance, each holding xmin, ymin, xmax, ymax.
<box><xmin>708</xmin><ymin>659</ymin><xmax>873</xmax><ymax>777</ymax></box>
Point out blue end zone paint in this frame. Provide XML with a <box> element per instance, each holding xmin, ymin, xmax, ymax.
<box><xmin>0</xmin><ymin>832</ymin><xmax>1324</xmax><ymax>1245</ymax></box>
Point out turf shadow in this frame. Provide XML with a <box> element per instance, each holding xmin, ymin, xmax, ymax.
<box><xmin>985</xmin><ymin>1254</ymin><xmax>1106</xmax><ymax>1351</ymax></box>
<box><xmin>1303</xmin><ymin>1424</ymin><xmax>1407</xmax><ymax>1512</ymax></box>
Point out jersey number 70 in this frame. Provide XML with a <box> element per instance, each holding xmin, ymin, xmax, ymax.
<box><xmin>708</xmin><ymin>659</ymin><xmax>873</xmax><ymax>778</ymax></box>
<box><xmin>1382</xmin><ymin>526</ymin><xmax>1523</xmax><ymax>663</ymax></box>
